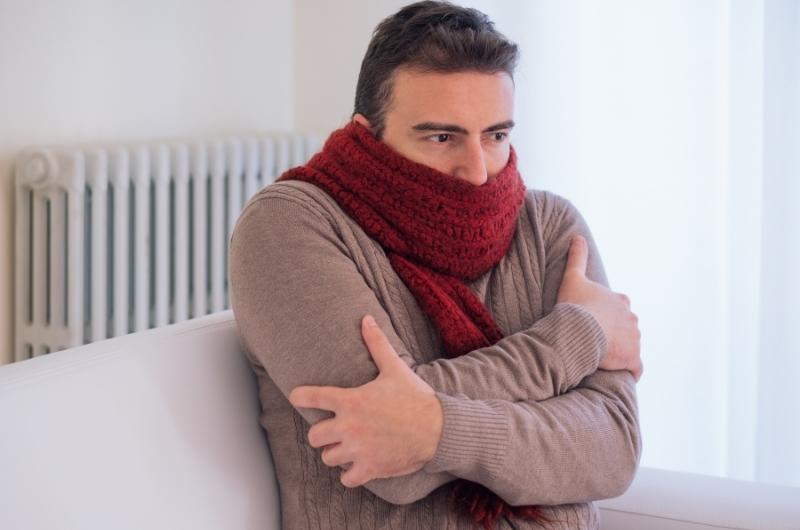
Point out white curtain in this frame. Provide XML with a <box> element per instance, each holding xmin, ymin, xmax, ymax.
<box><xmin>468</xmin><ymin>0</ymin><xmax>800</xmax><ymax>487</ymax></box>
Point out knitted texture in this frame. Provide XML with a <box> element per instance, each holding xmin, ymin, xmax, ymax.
<box><xmin>278</xmin><ymin>122</ymin><xmax>546</xmax><ymax>530</ymax></box>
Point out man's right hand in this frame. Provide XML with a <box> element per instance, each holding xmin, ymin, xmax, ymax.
<box><xmin>556</xmin><ymin>235</ymin><xmax>643</xmax><ymax>382</ymax></box>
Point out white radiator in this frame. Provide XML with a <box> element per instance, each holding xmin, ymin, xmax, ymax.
<box><xmin>14</xmin><ymin>133</ymin><xmax>321</xmax><ymax>362</ymax></box>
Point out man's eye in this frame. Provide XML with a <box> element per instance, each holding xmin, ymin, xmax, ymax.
<box><xmin>492</xmin><ymin>132</ymin><xmax>509</xmax><ymax>141</ymax></box>
<box><xmin>431</xmin><ymin>133</ymin><xmax>450</xmax><ymax>143</ymax></box>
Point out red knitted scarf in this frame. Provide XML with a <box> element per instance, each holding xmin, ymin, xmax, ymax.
<box><xmin>279</xmin><ymin>122</ymin><xmax>549</xmax><ymax>530</ymax></box>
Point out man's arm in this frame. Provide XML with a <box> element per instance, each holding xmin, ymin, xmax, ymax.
<box><xmin>423</xmin><ymin>369</ymin><xmax>640</xmax><ymax>506</ymax></box>
<box><xmin>407</xmin><ymin>301</ymin><xmax>605</xmax><ymax>401</ymax></box>
<box><xmin>290</xmin><ymin>308</ymin><xmax>639</xmax><ymax>505</ymax></box>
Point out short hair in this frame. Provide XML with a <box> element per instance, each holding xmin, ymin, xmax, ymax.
<box><xmin>353</xmin><ymin>1</ymin><xmax>519</xmax><ymax>138</ymax></box>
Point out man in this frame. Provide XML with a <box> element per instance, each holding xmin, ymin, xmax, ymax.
<box><xmin>229</xmin><ymin>2</ymin><xmax>642</xmax><ymax>529</ymax></box>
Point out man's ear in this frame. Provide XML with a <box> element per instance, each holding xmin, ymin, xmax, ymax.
<box><xmin>352</xmin><ymin>113</ymin><xmax>372</xmax><ymax>129</ymax></box>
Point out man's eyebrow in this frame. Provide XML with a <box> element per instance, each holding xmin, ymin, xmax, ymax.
<box><xmin>483</xmin><ymin>120</ymin><xmax>515</xmax><ymax>133</ymax></box>
<box><xmin>411</xmin><ymin>122</ymin><xmax>468</xmax><ymax>134</ymax></box>
<box><xmin>411</xmin><ymin>120</ymin><xmax>515</xmax><ymax>134</ymax></box>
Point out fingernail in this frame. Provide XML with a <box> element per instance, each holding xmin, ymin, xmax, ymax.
<box><xmin>365</xmin><ymin>315</ymin><xmax>377</xmax><ymax>327</ymax></box>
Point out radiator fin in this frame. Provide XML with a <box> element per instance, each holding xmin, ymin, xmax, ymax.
<box><xmin>14</xmin><ymin>133</ymin><xmax>322</xmax><ymax>361</ymax></box>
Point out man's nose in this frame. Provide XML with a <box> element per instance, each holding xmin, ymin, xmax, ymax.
<box><xmin>453</xmin><ymin>139</ymin><xmax>488</xmax><ymax>186</ymax></box>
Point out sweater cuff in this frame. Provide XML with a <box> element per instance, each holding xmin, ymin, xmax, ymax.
<box><xmin>535</xmin><ymin>302</ymin><xmax>607</xmax><ymax>385</ymax></box>
<box><xmin>423</xmin><ymin>392</ymin><xmax>509</xmax><ymax>480</ymax></box>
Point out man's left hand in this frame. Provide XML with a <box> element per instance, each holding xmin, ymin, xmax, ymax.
<box><xmin>289</xmin><ymin>315</ymin><xmax>443</xmax><ymax>488</ymax></box>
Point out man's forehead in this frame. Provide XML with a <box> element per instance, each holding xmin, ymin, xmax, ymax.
<box><xmin>387</xmin><ymin>68</ymin><xmax>515</xmax><ymax>132</ymax></box>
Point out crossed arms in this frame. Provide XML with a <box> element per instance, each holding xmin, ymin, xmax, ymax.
<box><xmin>229</xmin><ymin>183</ymin><xmax>642</xmax><ymax>507</ymax></box>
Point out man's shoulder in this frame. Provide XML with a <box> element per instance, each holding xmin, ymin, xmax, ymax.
<box><xmin>230</xmin><ymin>180</ymin><xmax>343</xmax><ymax>249</ymax></box>
<box><xmin>521</xmin><ymin>188</ymin><xmax>579</xmax><ymax>234</ymax></box>
<box><xmin>235</xmin><ymin>179</ymin><xmax>353</xmax><ymax>233</ymax></box>
<box><xmin>243</xmin><ymin>180</ymin><xmax>335</xmax><ymax>214</ymax></box>
<box><xmin>523</xmin><ymin>187</ymin><xmax>574</xmax><ymax>211</ymax></box>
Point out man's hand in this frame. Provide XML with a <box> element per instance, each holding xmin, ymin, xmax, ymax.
<box><xmin>288</xmin><ymin>315</ymin><xmax>443</xmax><ymax>488</ymax></box>
<box><xmin>557</xmin><ymin>235</ymin><xmax>643</xmax><ymax>381</ymax></box>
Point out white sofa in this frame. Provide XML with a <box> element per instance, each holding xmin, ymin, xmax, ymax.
<box><xmin>1</xmin><ymin>311</ymin><xmax>798</xmax><ymax>530</ymax></box>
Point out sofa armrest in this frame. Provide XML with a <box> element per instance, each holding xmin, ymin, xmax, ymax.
<box><xmin>0</xmin><ymin>311</ymin><xmax>281</xmax><ymax>530</ymax></box>
<box><xmin>598</xmin><ymin>466</ymin><xmax>800</xmax><ymax>529</ymax></box>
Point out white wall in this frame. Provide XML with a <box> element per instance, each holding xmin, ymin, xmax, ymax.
<box><xmin>292</xmin><ymin>0</ymin><xmax>408</xmax><ymax>135</ymax></box>
<box><xmin>0</xmin><ymin>0</ymin><xmax>293</xmax><ymax>364</ymax></box>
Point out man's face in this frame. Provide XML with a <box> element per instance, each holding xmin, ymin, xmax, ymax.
<box><xmin>354</xmin><ymin>68</ymin><xmax>515</xmax><ymax>187</ymax></box>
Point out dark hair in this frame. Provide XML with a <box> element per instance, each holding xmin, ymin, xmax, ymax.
<box><xmin>353</xmin><ymin>1</ymin><xmax>519</xmax><ymax>138</ymax></box>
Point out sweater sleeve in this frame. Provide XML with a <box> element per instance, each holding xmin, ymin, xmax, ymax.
<box><xmin>422</xmin><ymin>191</ymin><xmax>642</xmax><ymax>505</ymax></box>
<box><xmin>424</xmin><ymin>370</ymin><xmax>640</xmax><ymax>506</ymax></box>
<box><xmin>228</xmin><ymin>185</ymin><xmax>609</xmax><ymax>505</ymax></box>
<box><xmin>409</xmin><ymin>302</ymin><xmax>605</xmax><ymax>402</ymax></box>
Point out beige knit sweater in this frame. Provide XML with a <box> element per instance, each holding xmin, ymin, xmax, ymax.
<box><xmin>228</xmin><ymin>180</ymin><xmax>641</xmax><ymax>529</ymax></box>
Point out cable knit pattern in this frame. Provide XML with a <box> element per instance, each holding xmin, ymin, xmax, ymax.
<box><xmin>229</xmin><ymin>174</ymin><xmax>641</xmax><ymax>528</ymax></box>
